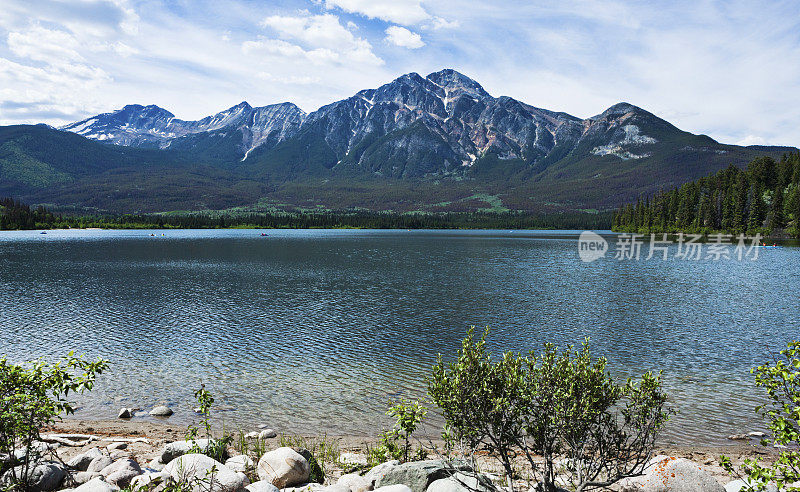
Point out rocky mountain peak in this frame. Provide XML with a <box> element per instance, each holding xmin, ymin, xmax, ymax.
<box><xmin>426</xmin><ymin>69</ymin><xmax>491</xmax><ymax>100</ymax></box>
<box><xmin>592</xmin><ymin>102</ymin><xmax>643</xmax><ymax>120</ymax></box>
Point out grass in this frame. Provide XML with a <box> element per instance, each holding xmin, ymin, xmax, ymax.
<box><xmin>278</xmin><ymin>434</ymin><xmax>341</xmax><ymax>483</ymax></box>
<box><xmin>231</xmin><ymin>430</ymin><xmax>269</xmax><ymax>482</ymax></box>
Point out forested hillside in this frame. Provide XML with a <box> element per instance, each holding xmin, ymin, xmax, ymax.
<box><xmin>613</xmin><ymin>153</ymin><xmax>800</xmax><ymax>236</ymax></box>
<box><xmin>0</xmin><ymin>197</ymin><xmax>612</xmax><ymax>231</ymax></box>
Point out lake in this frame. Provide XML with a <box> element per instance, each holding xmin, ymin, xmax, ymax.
<box><xmin>1</xmin><ymin>228</ymin><xmax>797</xmax><ymax>445</ymax></box>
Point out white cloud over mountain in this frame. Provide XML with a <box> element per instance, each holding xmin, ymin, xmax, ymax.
<box><xmin>321</xmin><ymin>0</ymin><xmax>430</xmax><ymax>25</ymax></box>
<box><xmin>384</xmin><ymin>26</ymin><xmax>425</xmax><ymax>49</ymax></box>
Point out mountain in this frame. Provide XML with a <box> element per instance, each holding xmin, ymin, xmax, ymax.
<box><xmin>1</xmin><ymin>69</ymin><xmax>795</xmax><ymax>213</ymax></box>
<box><xmin>62</xmin><ymin>101</ymin><xmax>306</xmax><ymax>160</ymax></box>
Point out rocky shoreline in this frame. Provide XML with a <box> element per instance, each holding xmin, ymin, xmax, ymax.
<box><xmin>1</xmin><ymin>418</ymin><xmax>780</xmax><ymax>492</ymax></box>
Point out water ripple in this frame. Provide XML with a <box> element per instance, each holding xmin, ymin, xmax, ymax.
<box><xmin>0</xmin><ymin>229</ymin><xmax>797</xmax><ymax>444</ymax></box>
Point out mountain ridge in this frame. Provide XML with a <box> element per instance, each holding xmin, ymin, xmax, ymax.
<box><xmin>61</xmin><ymin>69</ymin><xmax>669</xmax><ymax>170</ymax></box>
<box><xmin>1</xmin><ymin>68</ymin><xmax>794</xmax><ymax>213</ymax></box>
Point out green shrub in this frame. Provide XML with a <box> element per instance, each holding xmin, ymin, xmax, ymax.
<box><xmin>0</xmin><ymin>353</ymin><xmax>108</xmax><ymax>492</ymax></box>
<box><xmin>367</xmin><ymin>399</ymin><xmax>427</xmax><ymax>467</ymax></box>
<box><xmin>722</xmin><ymin>341</ymin><xmax>800</xmax><ymax>491</ymax></box>
<box><xmin>428</xmin><ymin>329</ymin><xmax>521</xmax><ymax>486</ymax></box>
<box><xmin>186</xmin><ymin>385</ymin><xmax>231</xmax><ymax>463</ymax></box>
<box><xmin>387</xmin><ymin>399</ymin><xmax>427</xmax><ymax>462</ymax></box>
<box><xmin>429</xmin><ymin>328</ymin><xmax>671</xmax><ymax>492</ymax></box>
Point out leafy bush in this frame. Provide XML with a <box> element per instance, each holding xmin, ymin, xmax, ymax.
<box><xmin>186</xmin><ymin>385</ymin><xmax>231</xmax><ymax>463</ymax></box>
<box><xmin>0</xmin><ymin>353</ymin><xmax>108</xmax><ymax>492</ymax></box>
<box><xmin>429</xmin><ymin>328</ymin><xmax>672</xmax><ymax>492</ymax></box>
<box><xmin>428</xmin><ymin>329</ymin><xmax>521</xmax><ymax>486</ymax></box>
<box><xmin>722</xmin><ymin>341</ymin><xmax>800</xmax><ymax>491</ymax></box>
<box><xmin>367</xmin><ymin>399</ymin><xmax>427</xmax><ymax>467</ymax></box>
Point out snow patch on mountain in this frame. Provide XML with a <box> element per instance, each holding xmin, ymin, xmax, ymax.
<box><xmin>620</xmin><ymin>124</ymin><xmax>656</xmax><ymax>145</ymax></box>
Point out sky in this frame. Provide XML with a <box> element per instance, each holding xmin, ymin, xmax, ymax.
<box><xmin>1</xmin><ymin>0</ymin><xmax>799</xmax><ymax>146</ymax></box>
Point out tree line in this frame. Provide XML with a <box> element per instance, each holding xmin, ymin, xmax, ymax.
<box><xmin>613</xmin><ymin>153</ymin><xmax>800</xmax><ymax>237</ymax></box>
<box><xmin>0</xmin><ymin>198</ymin><xmax>613</xmax><ymax>231</ymax></box>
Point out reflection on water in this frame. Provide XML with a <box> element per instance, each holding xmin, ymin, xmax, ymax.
<box><xmin>1</xmin><ymin>229</ymin><xmax>797</xmax><ymax>444</ymax></box>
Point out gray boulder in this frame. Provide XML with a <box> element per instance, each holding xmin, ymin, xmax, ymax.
<box><xmin>147</xmin><ymin>458</ymin><xmax>166</xmax><ymax>471</ymax></box>
<box><xmin>68</xmin><ymin>448</ymin><xmax>106</xmax><ymax>471</ymax></box>
<box><xmin>258</xmin><ymin>429</ymin><xmax>277</xmax><ymax>439</ymax></box>
<box><xmin>374</xmin><ymin>460</ymin><xmax>471</xmax><ymax>492</ymax></box>
<box><xmin>373</xmin><ymin>486</ymin><xmax>412</xmax><ymax>492</ymax></box>
<box><xmin>337</xmin><ymin>473</ymin><xmax>372</xmax><ymax>492</ymax></box>
<box><xmin>256</xmin><ymin>447</ymin><xmax>310</xmax><ymax>488</ymax></box>
<box><xmin>73</xmin><ymin>477</ymin><xmax>120</xmax><ymax>492</ymax></box>
<box><xmin>364</xmin><ymin>461</ymin><xmax>400</xmax><ymax>487</ymax></box>
<box><xmin>619</xmin><ymin>456</ymin><xmax>724</xmax><ymax>492</ymax></box>
<box><xmin>1</xmin><ymin>461</ymin><xmax>66</xmax><ymax>491</ymax></box>
<box><xmin>245</xmin><ymin>480</ymin><xmax>280</xmax><ymax>492</ymax></box>
<box><xmin>163</xmin><ymin>453</ymin><xmax>246</xmax><ymax>492</ymax></box>
<box><xmin>282</xmin><ymin>484</ymin><xmax>325</xmax><ymax>492</ymax></box>
<box><xmin>322</xmin><ymin>485</ymin><xmax>352</xmax><ymax>492</ymax></box>
<box><xmin>158</xmin><ymin>439</ymin><xmax>218</xmax><ymax>464</ymax></box>
<box><xmin>10</xmin><ymin>442</ymin><xmax>55</xmax><ymax>463</ymax></box>
<box><xmin>86</xmin><ymin>455</ymin><xmax>115</xmax><ymax>474</ymax></box>
<box><xmin>225</xmin><ymin>455</ymin><xmax>254</xmax><ymax>473</ymax></box>
<box><xmin>130</xmin><ymin>471</ymin><xmax>166</xmax><ymax>489</ymax></box>
<box><xmin>109</xmin><ymin>451</ymin><xmax>128</xmax><ymax>460</ymax></box>
<box><xmin>100</xmin><ymin>458</ymin><xmax>142</xmax><ymax>488</ymax></box>
<box><xmin>150</xmin><ymin>405</ymin><xmax>174</xmax><ymax>417</ymax></box>
<box><xmin>73</xmin><ymin>472</ymin><xmax>102</xmax><ymax>485</ymax></box>
<box><xmin>427</xmin><ymin>472</ymin><xmax>497</xmax><ymax>492</ymax></box>
<box><xmin>117</xmin><ymin>408</ymin><xmax>133</xmax><ymax>419</ymax></box>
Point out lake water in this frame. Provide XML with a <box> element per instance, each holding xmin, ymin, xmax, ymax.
<box><xmin>1</xmin><ymin>229</ymin><xmax>797</xmax><ymax>445</ymax></box>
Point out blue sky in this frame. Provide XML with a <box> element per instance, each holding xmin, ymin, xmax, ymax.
<box><xmin>1</xmin><ymin>0</ymin><xmax>799</xmax><ymax>146</ymax></box>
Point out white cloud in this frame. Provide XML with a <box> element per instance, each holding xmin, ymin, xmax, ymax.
<box><xmin>243</xmin><ymin>38</ymin><xmax>339</xmax><ymax>64</ymax></box>
<box><xmin>256</xmin><ymin>72</ymin><xmax>321</xmax><ymax>85</ymax></box>
<box><xmin>259</xmin><ymin>13</ymin><xmax>383</xmax><ymax>65</ymax></box>
<box><xmin>7</xmin><ymin>25</ymin><xmax>84</xmax><ymax>65</ymax></box>
<box><xmin>430</xmin><ymin>16</ymin><xmax>460</xmax><ymax>29</ymax></box>
<box><xmin>323</xmin><ymin>0</ymin><xmax>430</xmax><ymax>25</ymax></box>
<box><xmin>384</xmin><ymin>26</ymin><xmax>425</xmax><ymax>49</ymax></box>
